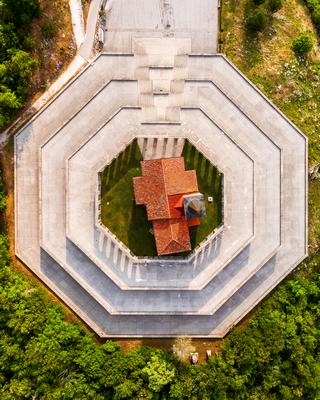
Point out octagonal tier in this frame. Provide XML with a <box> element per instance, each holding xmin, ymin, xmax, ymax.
<box><xmin>15</xmin><ymin>49</ymin><xmax>307</xmax><ymax>336</ymax></box>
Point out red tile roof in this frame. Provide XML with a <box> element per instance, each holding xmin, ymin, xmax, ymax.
<box><xmin>133</xmin><ymin>157</ymin><xmax>201</xmax><ymax>256</ymax></box>
<box><xmin>167</xmin><ymin>194</ymin><xmax>185</xmax><ymax>218</ymax></box>
<box><xmin>153</xmin><ymin>219</ymin><xmax>192</xmax><ymax>255</ymax></box>
<box><xmin>162</xmin><ymin>158</ymin><xmax>198</xmax><ymax>195</ymax></box>
<box><xmin>133</xmin><ymin>157</ymin><xmax>198</xmax><ymax>221</ymax></box>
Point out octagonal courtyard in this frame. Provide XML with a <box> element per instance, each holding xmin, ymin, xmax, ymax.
<box><xmin>98</xmin><ymin>139</ymin><xmax>223</xmax><ymax>257</ymax></box>
<box><xmin>14</xmin><ymin>1</ymin><xmax>307</xmax><ymax>337</ymax></box>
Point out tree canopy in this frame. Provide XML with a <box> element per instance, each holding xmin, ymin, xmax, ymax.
<box><xmin>0</xmin><ymin>0</ymin><xmax>39</xmax><ymax>128</ymax></box>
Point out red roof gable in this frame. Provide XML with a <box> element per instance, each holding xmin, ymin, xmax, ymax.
<box><xmin>153</xmin><ymin>219</ymin><xmax>191</xmax><ymax>255</ymax></box>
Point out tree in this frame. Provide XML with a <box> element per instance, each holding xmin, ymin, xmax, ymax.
<box><xmin>268</xmin><ymin>0</ymin><xmax>283</xmax><ymax>12</ymax></box>
<box><xmin>0</xmin><ymin>85</ymin><xmax>20</xmax><ymax>126</ymax></box>
<box><xmin>292</xmin><ymin>33</ymin><xmax>314</xmax><ymax>55</ymax></box>
<box><xmin>312</xmin><ymin>5</ymin><xmax>320</xmax><ymax>29</ymax></box>
<box><xmin>246</xmin><ymin>7</ymin><xmax>270</xmax><ymax>32</ymax></box>
<box><xmin>1</xmin><ymin>49</ymin><xmax>37</xmax><ymax>97</ymax></box>
<box><xmin>113</xmin><ymin>380</ymin><xmax>141</xmax><ymax>400</ymax></box>
<box><xmin>142</xmin><ymin>354</ymin><xmax>176</xmax><ymax>392</ymax></box>
<box><xmin>2</xmin><ymin>0</ymin><xmax>40</xmax><ymax>25</ymax></box>
<box><xmin>0</xmin><ymin>0</ymin><xmax>39</xmax><ymax>127</ymax></box>
<box><xmin>0</xmin><ymin>24</ymin><xmax>18</xmax><ymax>62</ymax></box>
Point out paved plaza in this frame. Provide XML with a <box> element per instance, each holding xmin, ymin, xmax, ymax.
<box><xmin>14</xmin><ymin>0</ymin><xmax>307</xmax><ymax>336</ymax></box>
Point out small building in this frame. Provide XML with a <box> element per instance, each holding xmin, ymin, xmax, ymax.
<box><xmin>133</xmin><ymin>157</ymin><xmax>206</xmax><ymax>256</ymax></box>
<box><xmin>183</xmin><ymin>193</ymin><xmax>206</xmax><ymax>220</ymax></box>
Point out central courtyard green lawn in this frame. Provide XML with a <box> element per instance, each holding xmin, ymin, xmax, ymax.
<box><xmin>100</xmin><ymin>139</ymin><xmax>223</xmax><ymax>257</ymax></box>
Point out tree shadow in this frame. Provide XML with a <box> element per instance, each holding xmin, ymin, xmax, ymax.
<box><xmin>100</xmin><ymin>139</ymin><xmax>142</xmax><ymax>195</ymax></box>
<box><xmin>127</xmin><ymin>202</ymin><xmax>157</xmax><ymax>257</ymax></box>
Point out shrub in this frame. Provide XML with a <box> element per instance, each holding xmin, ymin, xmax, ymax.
<box><xmin>253</xmin><ymin>0</ymin><xmax>265</xmax><ymax>4</ymax></box>
<box><xmin>304</xmin><ymin>1</ymin><xmax>320</xmax><ymax>31</ymax></box>
<box><xmin>23</xmin><ymin>35</ymin><xmax>35</xmax><ymax>50</ymax></box>
<box><xmin>268</xmin><ymin>0</ymin><xmax>283</xmax><ymax>12</ymax></box>
<box><xmin>41</xmin><ymin>22</ymin><xmax>57</xmax><ymax>39</ymax></box>
<box><xmin>312</xmin><ymin>5</ymin><xmax>320</xmax><ymax>29</ymax></box>
<box><xmin>246</xmin><ymin>7</ymin><xmax>270</xmax><ymax>32</ymax></box>
<box><xmin>292</xmin><ymin>33</ymin><xmax>314</xmax><ymax>55</ymax></box>
<box><xmin>305</xmin><ymin>0</ymin><xmax>320</xmax><ymax>13</ymax></box>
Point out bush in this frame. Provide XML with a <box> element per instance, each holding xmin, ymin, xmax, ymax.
<box><xmin>246</xmin><ymin>7</ymin><xmax>270</xmax><ymax>32</ymax></box>
<box><xmin>41</xmin><ymin>22</ymin><xmax>57</xmax><ymax>39</ymax></box>
<box><xmin>253</xmin><ymin>0</ymin><xmax>265</xmax><ymax>4</ymax></box>
<box><xmin>268</xmin><ymin>0</ymin><xmax>283</xmax><ymax>12</ymax></box>
<box><xmin>305</xmin><ymin>0</ymin><xmax>320</xmax><ymax>13</ymax></box>
<box><xmin>292</xmin><ymin>33</ymin><xmax>314</xmax><ymax>55</ymax></box>
<box><xmin>312</xmin><ymin>5</ymin><xmax>320</xmax><ymax>28</ymax></box>
<box><xmin>304</xmin><ymin>1</ymin><xmax>320</xmax><ymax>31</ymax></box>
<box><xmin>23</xmin><ymin>35</ymin><xmax>35</xmax><ymax>50</ymax></box>
<box><xmin>173</xmin><ymin>336</ymin><xmax>195</xmax><ymax>362</ymax></box>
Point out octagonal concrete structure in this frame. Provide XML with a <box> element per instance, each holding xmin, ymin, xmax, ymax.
<box><xmin>14</xmin><ymin>0</ymin><xmax>307</xmax><ymax>336</ymax></box>
<box><xmin>64</xmin><ymin>114</ymin><xmax>255</xmax><ymax>290</ymax></box>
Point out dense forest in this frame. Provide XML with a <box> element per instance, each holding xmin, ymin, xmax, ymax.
<box><xmin>0</xmin><ymin>0</ymin><xmax>320</xmax><ymax>398</ymax></box>
<box><xmin>0</xmin><ymin>0</ymin><xmax>40</xmax><ymax>127</ymax></box>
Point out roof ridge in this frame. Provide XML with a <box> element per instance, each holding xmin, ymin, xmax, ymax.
<box><xmin>160</xmin><ymin>159</ymin><xmax>171</xmax><ymax>217</ymax></box>
<box><xmin>163</xmin><ymin>238</ymin><xmax>185</xmax><ymax>254</ymax></box>
<box><xmin>169</xmin><ymin>222</ymin><xmax>184</xmax><ymax>244</ymax></box>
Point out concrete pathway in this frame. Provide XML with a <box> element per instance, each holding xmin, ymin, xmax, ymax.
<box><xmin>69</xmin><ymin>0</ymin><xmax>85</xmax><ymax>48</ymax></box>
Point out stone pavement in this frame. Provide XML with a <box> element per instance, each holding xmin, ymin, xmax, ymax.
<box><xmin>14</xmin><ymin>1</ymin><xmax>307</xmax><ymax>336</ymax></box>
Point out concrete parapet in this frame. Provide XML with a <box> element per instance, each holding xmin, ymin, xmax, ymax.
<box><xmin>15</xmin><ymin>48</ymin><xmax>307</xmax><ymax>335</ymax></box>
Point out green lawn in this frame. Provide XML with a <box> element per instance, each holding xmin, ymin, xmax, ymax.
<box><xmin>100</xmin><ymin>139</ymin><xmax>223</xmax><ymax>257</ymax></box>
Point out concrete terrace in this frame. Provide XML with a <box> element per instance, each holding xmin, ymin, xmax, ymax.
<box><xmin>14</xmin><ymin>0</ymin><xmax>307</xmax><ymax>336</ymax></box>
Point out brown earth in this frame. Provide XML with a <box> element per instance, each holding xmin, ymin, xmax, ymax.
<box><xmin>28</xmin><ymin>0</ymin><xmax>76</xmax><ymax>104</ymax></box>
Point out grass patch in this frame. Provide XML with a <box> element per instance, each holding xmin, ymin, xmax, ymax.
<box><xmin>100</xmin><ymin>140</ymin><xmax>156</xmax><ymax>257</ymax></box>
<box><xmin>100</xmin><ymin>139</ymin><xmax>223</xmax><ymax>257</ymax></box>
